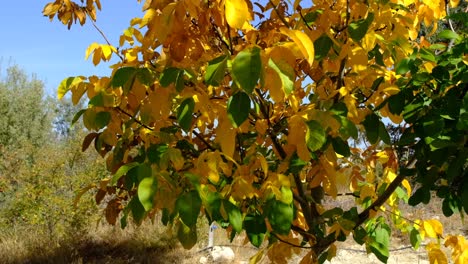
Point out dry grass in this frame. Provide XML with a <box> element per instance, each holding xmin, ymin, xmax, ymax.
<box><xmin>1</xmin><ymin>194</ymin><xmax>466</xmax><ymax>264</ymax></box>
<box><xmin>0</xmin><ymin>220</ymin><xmax>188</xmax><ymax>264</ymax></box>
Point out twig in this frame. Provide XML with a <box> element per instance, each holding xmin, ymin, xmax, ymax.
<box><xmin>116</xmin><ymin>107</ymin><xmax>154</xmax><ymax>131</ymax></box>
<box><xmin>192</xmin><ymin>130</ymin><xmax>216</xmax><ymax>151</ymax></box>
<box><xmin>271</xmin><ymin>233</ymin><xmax>313</xmax><ymax>249</ymax></box>
<box><xmin>299</xmin><ymin>10</ymin><xmax>313</xmax><ymax>31</ymax></box>
<box><xmin>86</xmin><ymin>11</ymin><xmax>125</xmax><ymax>61</ymax></box>
<box><xmin>445</xmin><ymin>0</ymin><xmax>456</xmax><ymax>51</ymax></box>
<box><xmin>269</xmin><ymin>0</ymin><xmax>290</xmax><ymax>28</ymax></box>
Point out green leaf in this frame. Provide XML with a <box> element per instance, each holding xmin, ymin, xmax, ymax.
<box><xmin>288</xmin><ymin>152</ymin><xmax>307</xmax><ymax>174</ymax></box>
<box><xmin>58</xmin><ymin>76</ymin><xmax>83</xmax><ymax>100</ymax></box>
<box><xmin>442</xmin><ymin>196</ymin><xmax>459</xmax><ymax>217</ymax></box>
<box><xmin>138</xmin><ymin>175</ymin><xmax>158</xmax><ymax>211</ymax></box>
<box><xmin>111</xmin><ymin>162</ymin><xmax>140</xmax><ymax>185</ymax></box>
<box><xmin>306</xmin><ymin>120</ymin><xmax>327</xmax><ymax>151</ymax></box>
<box><xmin>129</xmin><ymin>196</ymin><xmax>146</xmax><ymax>225</ymax></box>
<box><xmin>244</xmin><ymin>214</ymin><xmax>266</xmax><ymax>248</ymax></box>
<box><xmin>409</xmin><ymin>187</ymin><xmax>430</xmax><ymax>206</ymax></box>
<box><xmin>363</xmin><ymin>113</ymin><xmax>379</xmax><ymax>144</ymax></box>
<box><xmin>203</xmin><ymin>191</ymin><xmax>222</xmax><ymax>222</ymax></box>
<box><xmin>223</xmin><ymin>200</ymin><xmax>243</xmax><ymax>233</ymax></box>
<box><xmin>176</xmin><ymin>191</ymin><xmax>201</xmax><ymax>227</ymax></box>
<box><xmin>205</xmin><ymin>55</ymin><xmax>228</xmax><ymax>86</ymax></box>
<box><xmin>265</xmin><ymin>199</ymin><xmax>293</xmax><ymax>235</ymax></box>
<box><xmin>177</xmin><ymin>222</ymin><xmax>198</xmax><ymax>249</ymax></box>
<box><xmin>353</xmin><ymin>226</ymin><xmax>367</xmax><ymax>245</ymax></box>
<box><xmin>232</xmin><ymin>46</ymin><xmax>262</xmax><ymax>94</ymax></box>
<box><xmin>160</xmin><ymin>67</ymin><xmax>181</xmax><ymax>87</ymax></box>
<box><xmin>432</xmin><ymin>66</ymin><xmax>450</xmax><ymax>82</ymax></box>
<box><xmin>314</xmin><ymin>34</ymin><xmax>333</xmax><ymax>60</ymax></box>
<box><xmin>437</xmin><ymin>30</ymin><xmax>460</xmax><ymax>40</ymax></box>
<box><xmin>147</xmin><ymin>143</ymin><xmax>168</xmax><ymax>164</ymax></box>
<box><xmin>83</xmin><ymin>110</ymin><xmax>111</xmax><ymax>130</ymax></box>
<box><xmin>396</xmin><ymin>58</ymin><xmax>411</xmax><ymax>75</ymax></box>
<box><xmin>268</xmin><ymin>58</ymin><xmax>294</xmax><ymax>95</ymax></box>
<box><xmin>71</xmin><ymin>109</ymin><xmax>86</xmax><ymax>126</ymax></box>
<box><xmin>177</xmin><ymin>97</ymin><xmax>195</xmax><ymax>132</ymax></box>
<box><xmin>227</xmin><ymin>91</ymin><xmax>251</xmax><ymax>127</ymax></box>
<box><xmin>348</xmin><ymin>13</ymin><xmax>374</xmax><ymax>42</ymax></box>
<box><xmin>379</xmin><ymin>122</ymin><xmax>391</xmax><ymax>144</ymax></box>
<box><xmin>110</xmin><ymin>67</ymin><xmax>137</xmax><ymax>89</ymax></box>
<box><xmin>371</xmin><ymin>225</ymin><xmax>390</xmax><ymax>263</ymax></box>
<box><xmin>410</xmin><ymin>227</ymin><xmax>421</xmax><ymax>249</ymax></box>
<box><xmin>335</xmin><ymin>115</ymin><xmax>358</xmax><ymax>139</ymax></box>
<box><xmin>136</xmin><ymin>67</ymin><xmax>154</xmax><ymax>86</ymax></box>
<box><xmin>279</xmin><ymin>186</ymin><xmax>293</xmax><ymax>204</ymax></box>
<box><xmin>387</xmin><ymin>93</ymin><xmax>405</xmax><ymax>115</ymax></box>
<box><xmin>331</xmin><ymin>137</ymin><xmax>351</xmax><ymax>157</ymax></box>
<box><xmin>175</xmin><ymin>70</ymin><xmax>185</xmax><ymax>92</ymax></box>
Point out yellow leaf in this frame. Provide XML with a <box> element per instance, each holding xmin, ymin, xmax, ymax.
<box><xmin>216</xmin><ymin>118</ymin><xmax>236</xmax><ymax>158</ymax></box>
<box><xmin>140</xmin><ymin>8</ymin><xmax>156</xmax><ymax>28</ymax></box>
<box><xmin>426</xmin><ymin>243</ymin><xmax>448</xmax><ymax>264</ymax></box>
<box><xmin>423</xmin><ymin>219</ymin><xmax>444</xmax><ymax>238</ymax></box>
<box><xmin>264</xmin><ymin>67</ymin><xmax>285</xmax><ymax>103</ymax></box>
<box><xmin>85</xmin><ymin>42</ymin><xmax>99</xmax><ymax>60</ymax></box>
<box><xmin>72</xmin><ymin>82</ymin><xmax>88</xmax><ymax>105</ymax></box>
<box><xmin>402</xmin><ymin>179</ymin><xmax>412</xmax><ymax>197</ymax></box>
<box><xmin>43</xmin><ymin>3</ymin><xmax>60</xmax><ymax>16</ymax></box>
<box><xmin>376</xmin><ymin>151</ymin><xmax>389</xmax><ymax>164</ymax></box>
<box><xmin>288</xmin><ymin>115</ymin><xmax>310</xmax><ymax>161</ymax></box>
<box><xmin>299</xmin><ymin>251</ymin><xmax>314</xmax><ymax>264</ymax></box>
<box><xmin>167</xmin><ymin>148</ymin><xmax>184</xmax><ymax>171</ymax></box>
<box><xmin>225</xmin><ymin>0</ymin><xmax>251</xmax><ymax>29</ymax></box>
<box><xmin>249</xmin><ymin>248</ymin><xmax>266</xmax><ymax>264</ymax></box>
<box><xmin>362</xmin><ymin>31</ymin><xmax>376</xmax><ymax>52</ymax></box>
<box><xmin>450</xmin><ymin>0</ymin><xmax>460</xmax><ymax>7</ymax></box>
<box><xmin>279</xmin><ymin>28</ymin><xmax>314</xmax><ymax>65</ymax></box>
<box><xmin>349</xmin><ymin>46</ymin><xmax>367</xmax><ymax>72</ymax></box>
<box><xmin>57</xmin><ymin>76</ymin><xmax>83</xmax><ymax>100</ymax></box>
<box><xmin>101</xmin><ymin>44</ymin><xmax>116</xmax><ymax>61</ymax></box>
<box><xmin>92</xmin><ymin>47</ymin><xmax>102</xmax><ymax>66</ymax></box>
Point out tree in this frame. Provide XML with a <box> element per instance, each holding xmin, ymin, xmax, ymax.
<box><xmin>0</xmin><ymin>66</ymin><xmax>105</xmax><ymax>240</ymax></box>
<box><xmin>44</xmin><ymin>0</ymin><xmax>468</xmax><ymax>263</ymax></box>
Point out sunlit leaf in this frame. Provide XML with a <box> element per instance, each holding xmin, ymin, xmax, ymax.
<box><xmin>232</xmin><ymin>47</ymin><xmax>261</xmax><ymax>94</ymax></box>
<box><xmin>138</xmin><ymin>174</ymin><xmax>157</xmax><ymax>211</ymax></box>
<box><xmin>306</xmin><ymin>120</ymin><xmax>327</xmax><ymax>152</ymax></box>
<box><xmin>223</xmin><ymin>200</ymin><xmax>242</xmax><ymax>233</ymax></box>
<box><xmin>280</xmin><ymin>27</ymin><xmax>315</xmax><ymax>65</ymax></box>
<box><xmin>225</xmin><ymin>0</ymin><xmax>251</xmax><ymax>29</ymax></box>
<box><xmin>205</xmin><ymin>55</ymin><xmax>228</xmax><ymax>86</ymax></box>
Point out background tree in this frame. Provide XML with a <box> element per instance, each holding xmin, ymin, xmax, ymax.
<box><xmin>44</xmin><ymin>0</ymin><xmax>468</xmax><ymax>263</ymax></box>
<box><xmin>0</xmin><ymin>66</ymin><xmax>106</xmax><ymax>260</ymax></box>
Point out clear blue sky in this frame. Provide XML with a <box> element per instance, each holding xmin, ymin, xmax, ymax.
<box><xmin>0</xmin><ymin>1</ymin><xmax>143</xmax><ymax>96</ymax></box>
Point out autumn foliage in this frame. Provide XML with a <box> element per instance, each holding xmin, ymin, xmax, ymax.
<box><xmin>44</xmin><ymin>0</ymin><xmax>468</xmax><ymax>263</ymax></box>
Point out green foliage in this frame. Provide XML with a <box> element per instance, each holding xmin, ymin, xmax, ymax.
<box><xmin>0</xmin><ymin>66</ymin><xmax>107</xmax><ymax>256</ymax></box>
<box><xmin>232</xmin><ymin>46</ymin><xmax>261</xmax><ymax>94</ymax></box>
<box><xmin>227</xmin><ymin>91</ymin><xmax>251</xmax><ymax>127</ymax></box>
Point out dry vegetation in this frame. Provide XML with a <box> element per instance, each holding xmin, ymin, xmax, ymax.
<box><xmin>1</xmin><ymin>194</ymin><xmax>466</xmax><ymax>264</ymax></box>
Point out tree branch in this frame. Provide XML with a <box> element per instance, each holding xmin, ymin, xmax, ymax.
<box><xmin>86</xmin><ymin>11</ymin><xmax>125</xmax><ymax>61</ymax></box>
<box><xmin>192</xmin><ymin>130</ymin><xmax>216</xmax><ymax>151</ymax></box>
<box><xmin>269</xmin><ymin>0</ymin><xmax>290</xmax><ymax>28</ymax></box>
<box><xmin>271</xmin><ymin>233</ymin><xmax>313</xmax><ymax>249</ymax></box>
<box><xmin>116</xmin><ymin>107</ymin><xmax>154</xmax><ymax>131</ymax></box>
